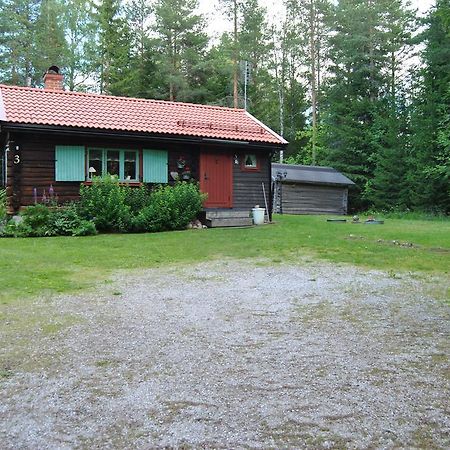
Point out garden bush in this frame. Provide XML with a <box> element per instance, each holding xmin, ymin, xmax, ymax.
<box><xmin>134</xmin><ymin>182</ymin><xmax>206</xmax><ymax>232</ymax></box>
<box><xmin>79</xmin><ymin>176</ymin><xmax>133</xmax><ymax>232</ymax></box>
<box><xmin>0</xmin><ymin>203</ymin><xmax>97</xmax><ymax>238</ymax></box>
<box><xmin>124</xmin><ymin>184</ymin><xmax>152</xmax><ymax>215</ymax></box>
<box><xmin>0</xmin><ymin>188</ymin><xmax>7</xmax><ymax>223</ymax></box>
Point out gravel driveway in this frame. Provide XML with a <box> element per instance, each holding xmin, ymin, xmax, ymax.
<box><xmin>1</xmin><ymin>259</ymin><xmax>449</xmax><ymax>449</ymax></box>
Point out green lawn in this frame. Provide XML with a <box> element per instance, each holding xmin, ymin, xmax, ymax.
<box><xmin>1</xmin><ymin>214</ymin><xmax>449</xmax><ymax>303</ymax></box>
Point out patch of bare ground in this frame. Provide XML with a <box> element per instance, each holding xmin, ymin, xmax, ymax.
<box><xmin>1</xmin><ymin>259</ymin><xmax>449</xmax><ymax>449</ymax></box>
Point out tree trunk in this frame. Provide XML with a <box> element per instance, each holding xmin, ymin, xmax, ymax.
<box><xmin>233</xmin><ymin>0</ymin><xmax>239</xmax><ymax>108</ymax></box>
<box><xmin>310</xmin><ymin>0</ymin><xmax>317</xmax><ymax>165</ymax></box>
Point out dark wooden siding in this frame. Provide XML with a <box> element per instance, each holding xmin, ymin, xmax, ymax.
<box><xmin>281</xmin><ymin>182</ymin><xmax>348</xmax><ymax>215</ymax></box>
<box><xmin>6</xmin><ymin>130</ymin><xmax>274</xmax><ymax>212</ymax></box>
<box><xmin>233</xmin><ymin>152</ymin><xmax>270</xmax><ymax>210</ymax></box>
<box><xmin>8</xmin><ymin>132</ymin><xmax>202</xmax><ymax>208</ymax></box>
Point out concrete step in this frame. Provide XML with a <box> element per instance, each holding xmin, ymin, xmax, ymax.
<box><xmin>205</xmin><ymin>209</ymin><xmax>251</xmax><ymax>219</ymax></box>
<box><xmin>206</xmin><ymin>217</ymin><xmax>253</xmax><ymax>228</ymax></box>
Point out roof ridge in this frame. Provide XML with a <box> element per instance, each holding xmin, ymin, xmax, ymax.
<box><xmin>0</xmin><ymin>83</ymin><xmax>245</xmax><ymax>113</ymax></box>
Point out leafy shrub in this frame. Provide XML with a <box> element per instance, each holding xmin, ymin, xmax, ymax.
<box><xmin>0</xmin><ymin>188</ymin><xmax>7</xmax><ymax>223</ymax></box>
<box><xmin>20</xmin><ymin>204</ymin><xmax>53</xmax><ymax>236</ymax></box>
<box><xmin>124</xmin><ymin>184</ymin><xmax>151</xmax><ymax>214</ymax></box>
<box><xmin>365</xmin><ymin>208</ymin><xmax>449</xmax><ymax>221</ymax></box>
<box><xmin>134</xmin><ymin>182</ymin><xmax>206</xmax><ymax>232</ymax></box>
<box><xmin>79</xmin><ymin>176</ymin><xmax>133</xmax><ymax>232</ymax></box>
<box><xmin>0</xmin><ymin>203</ymin><xmax>97</xmax><ymax>238</ymax></box>
<box><xmin>48</xmin><ymin>203</ymin><xmax>97</xmax><ymax>236</ymax></box>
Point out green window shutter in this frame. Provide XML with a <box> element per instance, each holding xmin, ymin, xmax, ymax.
<box><xmin>143</xmin><ymin>149</ymin><xmax>168</xmax><ymax>183</ymax></box>
<box><xmin>55</xmin><ymin>145</ymin><xmax>85</xmax><ymax>181</ymax></box>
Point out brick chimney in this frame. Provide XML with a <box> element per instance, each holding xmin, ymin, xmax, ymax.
<box><xmin>43</xmin><ymin>65</ymin><xmax>64</xmax><ymax>90</ymax></box>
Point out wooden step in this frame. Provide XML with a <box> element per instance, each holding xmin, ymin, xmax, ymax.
<box><xmin>206</xmin><ymin>217</ymin><xmax>253</xmax><ymax>228</ymax></box>
<box><xmin>205</xmin><ymin>209</ymin><xmax>251</xmax><ymax>219</ymax></box>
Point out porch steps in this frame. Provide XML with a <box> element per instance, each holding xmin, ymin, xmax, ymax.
<box><xmin>205</xmin><ymin>209</ymin><xmax>253</xmax><ymax>228</ymax></box>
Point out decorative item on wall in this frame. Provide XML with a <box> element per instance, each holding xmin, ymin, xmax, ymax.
<box><xmin>177</xmin><ymin>156</ymin><xmax>186</xmax><ymax>169</ymax></box>
<box><xmin>181</xmin><ymin>165</ymin><xmax>191</xmax><ymax>180</ymax></box>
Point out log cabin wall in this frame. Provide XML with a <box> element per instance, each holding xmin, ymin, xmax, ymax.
<box><xmin>7</xmin><ymin>131</ymin><xmax>201</xmax><ymax>209</ymax></box>
<box><xmin>233</xmin><ymin>151</ymin><xmax>270</xmax><ymax>210</ymax></box>
<box><xmin>5</xmin><ymin>130</ymin><xmax>274</xmax><ymax>212</ymax></box>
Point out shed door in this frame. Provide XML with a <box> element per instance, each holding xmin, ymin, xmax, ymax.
<box><xmin>200</xmin><ymin>152</ymin><xmax>233</xmax><ymax>208</ymax></box>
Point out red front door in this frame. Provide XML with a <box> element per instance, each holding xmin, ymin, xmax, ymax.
<box><xmin>200</xmin><ymin>152</ymin><xmax>233</xmax><ymax>208</ymax></box>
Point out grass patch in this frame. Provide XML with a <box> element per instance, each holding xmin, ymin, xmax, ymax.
<box><xmin>0</xmin><ymin>368</ymin><xmax>14</xmax><ymax>380</ymax></box>
<box><xmin>0</xmin><ymin>214</ymin><xmax>449</xmax><ymax>304</ymax></box>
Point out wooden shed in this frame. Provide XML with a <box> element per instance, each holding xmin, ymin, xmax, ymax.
<box><xmin>272</xmin><ymin>163</ymin><xmax>355</xmax><ymax>215</ymax></box>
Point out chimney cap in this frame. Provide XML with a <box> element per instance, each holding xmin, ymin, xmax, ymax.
<box><xmin>46</xmin><ymin>65</ymin><xmax>60</xmax><ymax>75</ymax></box>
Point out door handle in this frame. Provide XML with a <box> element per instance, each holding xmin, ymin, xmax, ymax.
<box><xmin>204</xmin><ymin>172</ymin><xmax>208</xmax><ymax>180</ymax></box>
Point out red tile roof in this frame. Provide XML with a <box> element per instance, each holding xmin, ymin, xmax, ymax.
<box><xmin>0</xmin><ymin>84</ymin><xmax>287</xmax><ymax>145</ymax></box>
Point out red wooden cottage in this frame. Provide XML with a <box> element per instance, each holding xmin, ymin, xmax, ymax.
<box><xmin>0</xmin><ymin>68</ymin><xmax>287</xmax><ymax>225</ymax></box>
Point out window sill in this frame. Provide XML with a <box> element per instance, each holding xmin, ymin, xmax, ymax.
<box><xmin>83</xmin><ymin>180</ymin><xmax>143</xmax><ymax>186</ymax></box>
<box><xmin>241</xmin><ymin>166</ymin><xmax>261</xmax><ymax>173</ymax></box>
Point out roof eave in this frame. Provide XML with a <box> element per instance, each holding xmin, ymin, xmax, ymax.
<box><xmin>281</xmin><ymin>178</ymin><xmax>355</xmax><ymax>187</ymax></box>
<box><xmin>245</xmin><ymin>111</ymin><xmax>288</xmax><ymax>145</ymax></box>
<box><xmin>2</xmin><ymin>122</ymin><xmax>287</xmax><ymax>149</ymax></box>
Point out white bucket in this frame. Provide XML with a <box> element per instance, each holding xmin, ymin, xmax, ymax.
<box><xmin>252</xmin><ymin>207</ymin><xmax>265</xmax><ymax>225</ymax></box>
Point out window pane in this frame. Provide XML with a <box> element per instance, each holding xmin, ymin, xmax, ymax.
<box><xmin>89</xmin><ymin>149</ymin><xmax>103</xmax><ymax>177</ymax></box>
<box><xmin>107</xmin><ymin>150</ymin><xmax>120</xmax><ymax>176</ymax></box>
<box><xmin>245</xmin><ymin>154</ymin><xmax>257</xmax><ymax>167</ymax></box>
<box><xmin>124</xmin><ymin>151</ymin><xmax>137</xmax><ymax>180</ymax></box>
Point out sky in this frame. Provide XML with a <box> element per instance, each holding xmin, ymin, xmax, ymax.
<box><xmin>198</xmin><ymin>0</ymin><xmax>436</xmax><ymax>38</ymax></box>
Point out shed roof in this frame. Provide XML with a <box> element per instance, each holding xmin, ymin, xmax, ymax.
<box><xmin>272</xmin><ymin>163</ymin><xmax>355</xmax><ymax>186</ymax></box>
<box><xmin>0</xmin><ymin>84</ymin><xmax>287</xmax><ymax>145</ymax></box>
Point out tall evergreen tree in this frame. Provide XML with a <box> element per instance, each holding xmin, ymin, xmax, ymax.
<box><xmin>94</xmin><ymin>0</ymin><xmax>132</xmax><ymax>95</ymax></box>
<box><xmin>283</xmin><ymin>0</ymin><xmax>331</xmax><ymax>164</ymax></box>
<box><xmin>409</xmin><ymin>0</ymin><xmax>450</xmax><ymax>212</ymax></box>
<box><xmin>202</xmin><ymin>34</ymin><xmax>235</xmax><ymax>106</ymax></box>
<box><xmin>270</xmin><ymin>16</ymin><xmax>307</xmax><ymax>161</ymax></box>
<box><xmin>220</xmin><ymin>0</ymin><xmax>241</xmax><ymax>108</ymax></box>
<box><xmin>238</xmin><ymin>0</ymin><xmax>272</xmax><ymax>116</ymax></box>
<box><xmin>321</xmin><ymin>0</ymin><xmax>412</xmax><ymax>210</ymax></box>
<box><xmin>125</xmin><ymin>0</ymin><xmax>158</xmax><ymax>98</ymax></box>
<box><xmin>0</xmin><ymin>0</ymin><xmax>40</xmax><ymax>85</ymax></box>
<box><xmin>153</xmin><ymin>0</ymin><xmax>208</xmax><ymax>102</ymax></box>
<box><xmin>64</xmin><ymin>0</ymin><xmax>97</xmax><ymax>91</ymax></box>
<box><xmin>33</xmin><ymin>0</ymin><xmax>68</xmax><ymax>85</ymax></box>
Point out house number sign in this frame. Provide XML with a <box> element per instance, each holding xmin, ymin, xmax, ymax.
<box><xmin>14</xmin><ymin>154</ymin><xmax>20</xmax><ymax>165</ymax></box>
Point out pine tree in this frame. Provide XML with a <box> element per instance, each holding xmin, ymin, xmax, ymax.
<box><xmin>278</xmin><ymin>0</ymin><xmax>330</xmax><ymax>164</ymax></box>
<box><xmin>125</xmin><ymin>0</ymin><xmax>158</xmax><ymax>98</ymax></box>
<box><xmin>409</xmin><ymin>0</ymin><xmax>450</xmax><ymax>212</ymax></box>
<box><xmin>33</xmin><ymin>0</ymin><xmax>68</xmax><ymax>86</ymax></box>
<box><xmin>270</xmin><ymin>18</ymin><xmax>307</xmax><ymax>162</ymax></box>
<box><xmin>0</xmin><ymin>0</ymin><xmax>40</xmax><ymax>85</ymax></box>
<box><xmin>238</xmin><ymin>0</ymin><xmax>272</xmax><ymax>117</ymax></box>
<box><xmin>202</xmin><ymin>34</ymin><xmax>235</xmax><ymax>106</ymax></box>
<box><xmin>64</xmin><ymin>0</ymin><xmax>97</xmax><ymax>91</ymax></box>
<box><xmin>94</xmin><ymin>0</ymin><xmax>132</xmax><ymax>95</ymax></box>
<box><xmin>153</xmin><ymin>0</ymin><xmax>208</xmax><ymax>102</ymax></box>
<box><xmin>321</xmin><ymin>0</ymin><xmax>413</xmax><ymax>210</ymax></box>
<box><xmin>220</xmin><ymin>0</ymin><xmax>241</xmax><ymax>108</ymax></box>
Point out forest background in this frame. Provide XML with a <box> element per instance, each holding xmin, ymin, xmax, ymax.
<box><xmin>0</xmin><ymin>0</ymin><xmax>449</xmax><ymax>213</ymax></box>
